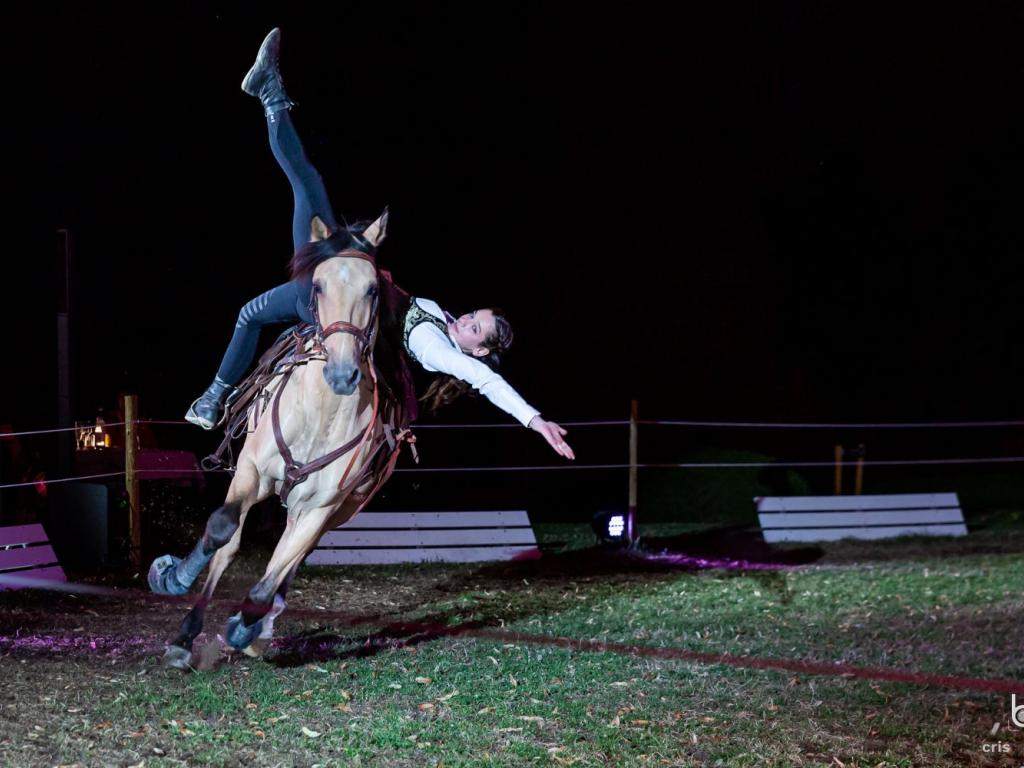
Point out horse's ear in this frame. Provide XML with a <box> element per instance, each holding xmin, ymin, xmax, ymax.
<box><xmin>309</xmin><ymin>216</ymin><xmax>333</xmax><ymax>242</ymax></box>
<box><xmin>362</xmin><ymin>207</ymin><xmax>389</xmax><ymax>247</ymax></box>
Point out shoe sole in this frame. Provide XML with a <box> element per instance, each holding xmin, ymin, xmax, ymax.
<box><xmin>241</xmin><ymin>28</ymin><xmax>280</xmax><ymax>95</ymax></box>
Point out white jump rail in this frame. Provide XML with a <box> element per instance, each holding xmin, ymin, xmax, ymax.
<box><xmin>305</xmin><ymin>510</ymin><xmax>539</xmax><ymax>565</ymax></box>
<box><xmin>0</xmin><ymin>523</ymin><xmax>67</xmax><ymax>589</ymax></box>
<box><xmin>755</xmin><ymin>493</ymin><xmax>968</xmax><ymax>542</ymax></box>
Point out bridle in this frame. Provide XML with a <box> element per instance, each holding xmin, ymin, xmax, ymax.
<box><xmin>307</xmin><ymin>248</ymin><xmax>380</xmax><ymax>362</ymax></box>
<box><xmin>273</xmin><ymin>247</ymin><xmax>386</xmax><ymax>504</ymax></box>
<box><xmin>205</xmin><ymin>244</ymin><xmax>415</xmax><ymax>509</ymax></box>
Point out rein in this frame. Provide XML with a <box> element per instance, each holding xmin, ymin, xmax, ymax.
<box><xmin>273</xmin><ymin>248</ymin><xmax>384</xmax><ymax>505</ymax></box>
<box><xmin>204</xmin><ymin>247</ymin><xmax>415</xmax><ymax>509</ymax></box>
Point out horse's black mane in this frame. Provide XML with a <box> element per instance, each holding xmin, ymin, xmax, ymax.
<box><xmin>289</xmin><ymin>222</ymin><xmax>374</xmax><ymax>281</ymax></box>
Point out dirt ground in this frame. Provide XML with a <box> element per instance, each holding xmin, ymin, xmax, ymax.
<box><xmin>3</xmin><ymin>528</ymin><xmax>1022</xmax><ymax>767</ymax></box>
<box><xmin>0</xmin><ymin>544</ymin><xmax>699</xmax><ymax>764</ymax></box>
<box><xmin>0</xmin><ymin>551</ymin><xmax>473</xmax><ymax>763</ymax></box>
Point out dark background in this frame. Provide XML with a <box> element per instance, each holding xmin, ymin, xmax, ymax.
<box><xmin>3</xmin><ymin>2</ymin><xmax>1023</xmax><ymax>522</ymax></box>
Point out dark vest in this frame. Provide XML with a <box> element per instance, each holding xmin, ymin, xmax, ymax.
<box><xmin>402</xmin><ymin>300</ymin><xmax>451</xmax><ymax>356</ymax></box>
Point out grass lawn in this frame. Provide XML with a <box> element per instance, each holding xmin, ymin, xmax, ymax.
<box><xmin>0</xmin><ymin>519</ymin><xmax>1021</xmax><ymax>767</ymax></box>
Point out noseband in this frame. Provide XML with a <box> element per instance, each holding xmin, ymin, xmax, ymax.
<box><xmin>308</xmin><ymin>248</ymin><xmax>380</xmax><ymax>361</ymax></box>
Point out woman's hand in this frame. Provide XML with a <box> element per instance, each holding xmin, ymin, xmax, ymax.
<box><xmin>529</xmin><ymin>416</ymin><xmax>575</xmax><ymax>460</ymax></box>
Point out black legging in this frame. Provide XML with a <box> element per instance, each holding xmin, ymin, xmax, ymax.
<box><xmin>215</xmin><ymin>111</ymin><xmax>339</xmax><ymax>385</ymax></box>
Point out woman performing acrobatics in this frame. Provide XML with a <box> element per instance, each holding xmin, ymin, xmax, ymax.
<box><xmin>185</xmin><ymin>28</ymin><xmax>574</xmax><ymax>461</ymax></box>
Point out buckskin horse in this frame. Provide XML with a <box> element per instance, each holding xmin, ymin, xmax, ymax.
<box><xmin>149</xmin><ymin>212</ymin><xmax>414</xmax><ymax>669</ymax></box>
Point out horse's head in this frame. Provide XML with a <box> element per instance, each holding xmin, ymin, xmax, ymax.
<box><xmin>301</xmin><ymin>211</ymin><xmax>388</xmax><ymax>396</ymax></box>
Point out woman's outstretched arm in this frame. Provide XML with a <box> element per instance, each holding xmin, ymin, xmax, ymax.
<box><xmin>409</xmin><ymin>325</ymin><xmax>575</xmax><ymax>459</ymax></box>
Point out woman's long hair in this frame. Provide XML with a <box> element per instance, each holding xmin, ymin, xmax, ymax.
<box><xmin>420</xmin><ymin>308</ymin><xmax>514</xmax><ymax>414</ymax></box>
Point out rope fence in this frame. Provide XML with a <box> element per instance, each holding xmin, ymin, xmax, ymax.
<box><xmin>3</xmin><ymin>457</ymin><xmax>1024</xmax><ymax>491</ymax></box>
<box><xmin>3</xmin><ymin>404</ymin><xmax>1021</xmax><ymax>573</ymax></box>
<box><xmin>638</xmin><ymin>419</ymin><xmax>1024</xmax><ymax>429</ymax></box>
<box><xmin>0</xmin><ymin>471</ymin><xmax>127</xmax><ymax>490</ymax></box>
<box><xmin>0</xmin><ymin>422</ymin><xmax>129</xmax><ymax>439</ymax></box>
<box><xmin>5</xmin><ymin>417</ymin><xmax>1024</xmax><ymax>438</ymax></box>
<box><xmin>2</xmin><ymin>412</ymin><xmax>1021</xmax><ymax>490</ymax></box>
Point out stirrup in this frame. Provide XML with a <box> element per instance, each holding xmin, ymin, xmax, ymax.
<box><xmin>185</xmin><ymin>381</ymin><xmax>242</xmax><ymax>430</ymax></box>
<box><xmin>185</xmin><ymin>398</ymin><xmax>225</xmax><ymax>431</ymax></box>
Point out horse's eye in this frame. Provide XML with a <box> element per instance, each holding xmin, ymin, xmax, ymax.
<box><xmin>366</xmin><ymin>284</ymin><xmax>378</xmax><ymax>298</ymax></box>
<box><xmin>312</xmin><ymin>281</ymin><xmax>323</xmax><ymax>295</ymax></box>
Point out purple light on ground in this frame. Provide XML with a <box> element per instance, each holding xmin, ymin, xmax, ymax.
<box><xmin>0</xmin><ymin>633</ymin><xmax>160</xmax><ymax>656</ymax></box>
<box><xmin>634</xmin><ymin>550</ymin><xmax>799</xmax><ymax>571</ymax></box>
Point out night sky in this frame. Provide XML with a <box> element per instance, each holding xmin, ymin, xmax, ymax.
<box><xmin>7</xmin><ymin>2</ymin><xmax>1024</xmax><ymax>440</ymax></box>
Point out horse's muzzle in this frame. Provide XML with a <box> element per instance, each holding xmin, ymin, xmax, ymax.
<box><xmin>323</xmin><ymin>360</ymin><xmax>362</xmax><ymax>396</ymax></box>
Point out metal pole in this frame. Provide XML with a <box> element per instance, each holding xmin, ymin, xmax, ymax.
<box><xmin>124</xmin><ymin>394</ymin><xmax>141</xmax><ymax>569</ymax></box>
<box><xmin>628</xmin><ymin>400</ymin><xmax>638</xmax><ymax>543</ymax></box>
<box><xmin>56</xmin><ymin>229</ymin><xmax>73</xmax><ymax>480</ymax></box>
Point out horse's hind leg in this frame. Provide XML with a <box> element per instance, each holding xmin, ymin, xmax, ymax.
<box><xmin>152</xmin><ymin>463</ymin><xmax>266</xmax><ymax>668</ymax></box>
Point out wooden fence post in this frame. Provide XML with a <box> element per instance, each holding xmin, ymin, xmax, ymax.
<box><xmin>833</xmin><ymin>444</ymin><xmax>844</xmax><ymax>496</ymax></box>
<box><xmin>854</xmin><ymin>443</ymin><xmax>865</xmax><ymax>496</ymax></box>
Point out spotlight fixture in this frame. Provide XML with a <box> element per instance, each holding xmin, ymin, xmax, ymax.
<box><xmin>591</xmin><ymin>510</ymin><xmax>631</xmax><ymax>546</ymax></box>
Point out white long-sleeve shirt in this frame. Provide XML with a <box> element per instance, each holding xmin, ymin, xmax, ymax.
<box><xmin>405</xmin><ymin>298</ymin><xmax>540</xmax><ymax>428</ymax></box>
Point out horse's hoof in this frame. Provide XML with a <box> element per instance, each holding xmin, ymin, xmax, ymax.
<box><xmin>149</xmin><ymin>555</ymin><xmax>188</xmax><ymax>595</ymax></box>
<box><xmin>163</xmin><ymin>644</ymin><xmax>193</xmax><ymax>671</ymax></box>
<box><xmin>224</xmin><ymin>612</ymin><xmax>261</xmax><ymax>651</ymax></box>
<box><xmin>242</xmin><ymin>638</ymin><xmax>270</xmax><ymax>658</ymax></box>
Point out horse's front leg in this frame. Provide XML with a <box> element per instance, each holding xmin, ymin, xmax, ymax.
<box><xmin>223</xmin><ymin>502</ymin><xmax>336</xmax><ymax>655</ymax></box>
<box><xmin>236</xmin><ymin>560</ymin><xmax>300</xmax><ymax>659</ymax></box>
<box><xmin>150</xmin><ymin>462</ymin><xmax>267</xmax><ymax>669</ymax></box>
<box><xmin>243</xmin><ymin>491</ymin><xmax>363</xmax><ymax>654</ymax></box>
